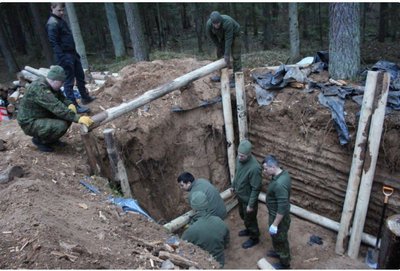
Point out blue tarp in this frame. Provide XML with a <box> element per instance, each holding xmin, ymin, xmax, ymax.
<box><xmin>80</xmin><ymin>179</ymin><xmax>153</xmax><ymax>221</ymax></box>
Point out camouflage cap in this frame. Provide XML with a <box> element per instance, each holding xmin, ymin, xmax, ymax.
<box><xmin>210</xmin><ymin>11</ymin><xmax>223</xmax><ymax>24</ymax></box>
<box><xmin>47</xmin><ymin>65</ymin><xmax>66</xmax><ymax>81</ymax></box>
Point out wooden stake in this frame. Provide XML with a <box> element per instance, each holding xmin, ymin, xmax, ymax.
<box><xmin>103</xmin><ymin>128</ymin><xmax>132</xmax><ymax>198</ymax></box>
<box><xmin>335</xmin><ymin>71</ymin><xmax>377</xmax><ymax>255</ymax></box>
<box><xmin>87</xmin><ymin>59</ymin><xmax>227</xmax><ymax>131</ymax></box>
<box><xmin>80</xmin><ymin>129</ymin><xmax>104</xmax><ymax>176</ymax></box>
<box><xmin>235</xmin><ymin>72</ymin><xmax>248</xmax><ymax>141</ymax></box>
<box><xmin>221</xmin><ymin>68</ymin><xmax>236</xmax><ymax>183</ymax></box>
<box><xmin>348</xmin><ymin>72</ymin><xmax>390</xmax><ymax>259</ymax></box>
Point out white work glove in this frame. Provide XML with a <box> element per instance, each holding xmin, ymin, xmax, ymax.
<box><xmin>269</xmin><ymin>224</ymin><xmax>278</xmax><ymax>235</ymax></box>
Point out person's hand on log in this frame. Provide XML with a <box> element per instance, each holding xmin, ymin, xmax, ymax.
<box><xmin>78</xmin><ymin>116</ymin><xmax>94</xmax><ymax>127</ymax></box>
<box><xmin>68</xmin><ymin>104</ymin><xmax>77</xmax><ymax>114</ymax></box>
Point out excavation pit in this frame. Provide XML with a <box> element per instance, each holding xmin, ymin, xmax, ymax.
<box><xmin>86</xmin><ymin>58</ymin><xmax>400</xmax><ymax>268</ymax></box>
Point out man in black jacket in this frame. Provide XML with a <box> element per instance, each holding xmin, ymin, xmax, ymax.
<box><xmin>46</xmin><ymin>3</ymin><xmax>95</xmax><ymax>113</ymax></box>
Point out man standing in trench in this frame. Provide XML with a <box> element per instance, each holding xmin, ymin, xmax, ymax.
<box><xmin>262</xmin><ymin>154</ymin><xmax>292</xmax><ymax>269</ymax></box>
<box><xmin>177</xmin><ymin>171</ymin><xmax>227</xmax><ymax>222</ymax></box>
<box><xmin>231</xmin><ymin>139</ymin><xmax>262</xmax><ymax>249</ymax></box>
<box><xmin>206</xmin><ymin>11</ymin><xmax>241</xmax><ymax>88</ymax></box>
<box><xmin>46</xmin><ymin>3</ymin><xmax>96</xmax><ymax>114</ymax></box>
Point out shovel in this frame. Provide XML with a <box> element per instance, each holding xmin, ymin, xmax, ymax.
<box><xmin>366</xmin><ymin>185</ymin><xmax>394</xmax><ymax>268</ymax></box>
<box><xmin>171</xmin><ymin>96</ymin><xmax>222</xmax><ymax>113</ymax></box>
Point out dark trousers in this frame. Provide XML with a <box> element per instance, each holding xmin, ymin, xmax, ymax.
<box><xmin>269</xmin><ymin>214</ymin><xmax>291</xmax><ymax>266</ymax></box>
<box><xmin>22</xmin><ymin>118</ymin><xmax>71</xmax><ymax>144</ymax></box>
<box><xmin>58</xmin><ymin>52</ymin><xmax>89</xmax><ymax>104</ymax></box>
<box><xmin>217</xmin><ymin>34</ymin><xmax>242</xmax><ymax>73</ymax></box>
<box><xmin>238</xmin><ymin>200</ymin><xmax>260</xmax><ymax>240</ymax></box>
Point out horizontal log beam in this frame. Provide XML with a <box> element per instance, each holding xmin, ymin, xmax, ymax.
<box><xmin>85</xmin><ymin>59</ymin><xmax>227</xmax><ymax>132</ymax></box>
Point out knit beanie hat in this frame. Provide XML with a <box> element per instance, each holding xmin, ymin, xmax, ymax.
<box><xmin>238</xmin><ymin>139</ymin><xmax>252</xmax><ymax>155</ymax></box>
<box><xmin>47</xmin><ymin>65</ymin><xmax>66</xmax><ymax>81</ymax></box>
<box><xmin>190</xmin><ymin>191</ymin><xmax>209</xmax><ymax>211</ymax></box>
<box><xmin>210</xmin><ymin>11</ymin><xmax>223</xmax><ymax>24</ymax></box>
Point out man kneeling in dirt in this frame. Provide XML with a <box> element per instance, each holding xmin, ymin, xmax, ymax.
<box><xmin>17</xmin><ymin>66</ymin><xmax>94</xmax><ymax>152</ymax></box>
<box><xmin>177</xmin><ymin>171</ymin><xmax>227</xmax><ymax>222</ymax></box>
<box><xmin>182</xmin><ymin>191</ymin><xmax>230</xmax><ymax>268</ymax></box>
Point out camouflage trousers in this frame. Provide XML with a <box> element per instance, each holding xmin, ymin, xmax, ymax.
<box><xmin>216</xmin><ymin>34</ymin><xmax>242</xmax><ymax>73</ymax></box>
<box><xmin>21</xmin><ymin>118</ymin><xmax>71</xmax><ymax>144</ymax></box>
<box><xmin>269</xmin><ymin>214</ymin><xmax>291</xmax><ymax>266</ymax></box>
<box><xmin>238</xmin><ymin>199</ymin><xmax>260</xmax><ymax>240</ymax></box>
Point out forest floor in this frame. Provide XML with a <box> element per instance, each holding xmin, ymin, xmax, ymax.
<box><xmin>1</xmin><ymin>54</ymin><xmax>390</xmax><ymax>269</ymax></box>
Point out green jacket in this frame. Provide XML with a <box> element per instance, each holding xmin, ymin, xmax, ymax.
<box><xmin>17</xmin><ymin>77</ymin><xmax>79</xmax><ymax>127</ymax></box>
<box><xmin>182</xmin><ymin>212</ymin><xmax>230</xmax><ymax>267</ymax></box>
<box><xmin>189</xmin><ymin>179</ymin><xmax>227</xmax><ymax>220</ymax></box>
<box><xmin>232</xmin><ymin>155</ymin><xmax>262</xmax><ymax>208</ymax></box>
<box><xmin>206</xmin><ymin>14</ymin><xmax>240</xmax><ymax>56</ymax></box>
<box><xmin>266</xmin><ymin>170</ymin><xmax>292</xmax><ymax>217</ymax></box>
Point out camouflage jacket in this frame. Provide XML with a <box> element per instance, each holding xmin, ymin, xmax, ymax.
<box><xmin>17</xmin><ymin>77</ymin><xmax>79</xmax><ymax>127</ymax></box>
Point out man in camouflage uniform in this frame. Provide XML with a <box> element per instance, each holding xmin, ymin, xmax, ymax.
<box><xmin>17</xmin><ymin>66</ymin><xmax>94</xmax><ymax>153</ymax></box>
<box><xmin>232</xmin><ymin>139</ymin><xmax>262</xmax><ymax>249</ymax></box>
<box><xmin>182</xmin><ymin>191</ymin><xmax>230</xmax><ymax>268</ymax></box>
<box><xmin>46</xmin><ymin>3</ymin><xmax>95</xmax><ymax>113</ymax></box>
<box><xmin>263</xmin><ymin>154</ymin><xmax>292</xmax><ymax>269</ymax></box>
<box><xmin>206</xmin><ymin>11</ymin><xmax>241</xmax><ymax>88</ymax></box>
<box><xmin>177</xmin><ymin>171</ymin><xmax>227</xmax><ymax>222</ymax></box>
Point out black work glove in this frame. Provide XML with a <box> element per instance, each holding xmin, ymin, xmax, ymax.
<box><xmin>224</xmin><ymin>54</ymin><xmax>231</xmax><ymax>67</ymax></box>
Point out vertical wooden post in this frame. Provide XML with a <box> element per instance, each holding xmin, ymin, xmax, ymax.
<box><xmin>348</xmin><ymin>72</ymin><xmax>390</xmax><ymax>259</ymax></box>
<box><xmin>235</xmin><ymin>72</ymin><xmax>248</xmax><ymax>141</ymax></box>
<box><xmin>80</xmin><ymin>128</ymin><xmax>103</xmax><ymax>176</ymax></box>
<box><xmin>103</xmin><ymin>128</ymin><xmax>132</xmax><ymax>198</ymax></box>
<box><xmin>221</xmin><ymin>68</ymin><xmax>236</xmax><ymax>183</ymax></box>
<box><xmin>335</xmin><ymin>71</ymin><xmax>377</xmax><ymax>254</ymax></box>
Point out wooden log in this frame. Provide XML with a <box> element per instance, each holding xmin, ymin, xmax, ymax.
<box><xmin>378</xmin><ymin>214</ymin><xmax>400</xmax><ymax>269</ymax></box>
<box><xmin>158</xmin><ymin>251</ymin><xmax>199</xmax><ymax>269</ymax></box>
<box><xmin>289</xmin><ymin>82</ymin><xmax>305</xmax><ymax>89</ymax></box>
<box><xmin>24</xmin><ymin>66</ymin><xmax>47</xmax><ymax>77</ymax></box>
<box><xmin>163</xmin><ymin>188</ymin><xmax>234</xmax><ymax>233</ymax></box>
<box><xmin>221</xmin><ymin>68</ymin><xmax>235</xmax><ymax>183</ymax></box>
<box><xmin>80</xmin><ymin>130</ymin><xmax>104</xmax><ymax>176</ymax></box>
<box><xmin>0</xmin><ymin>166</ymin><xmax>24</xmax><ymax>184</ymax></box>
<box><xmin>103</xmin><ymin>128</ymin><xmax>132</xmax><ymax>198</ymax></box>
<box><xmin>7</xmin><ymin>104</ymin><xmax>15</xmax><ymax>113</ymax></box>
<box><xmin>20</xmin><ymin>70</ymin><xmax>39</xmax><ymax>82</ymax></box>
<box><xmin>258</xmin><ymin>192</ymin><xmax>376</xmax><ymax>247</ymax></box>
<box><xmin>348</xmin><ymin>72</ymin><xmax>390</xmax><ymax>259</ymax></box>
<box><xmin>235</xmin><ymin>72</ymin><xmax>248</xmax><ymax>141</ymax></box>
<box><xmin>329</xmin><ymin>78</ymin><xmax>344</xmax><ymax>86</ymax></box>
<box><xmin>85</xmin><ymin>59</ymin><xmax>227</xmax><ymax>131</ymax></box>
<box><xmin>335</xmin><ymin>71</ymin><xmax>377</xmax><ymax>255</ymax></box>
<box><xmin>8</xmin><ymin>89</ymin><xmax>20</xmax><ymax>104</ymax></box>
<box><xmin>257</xmin><ymin>257</ymin><xmax>275</xmax><ymax>270</ymax></box>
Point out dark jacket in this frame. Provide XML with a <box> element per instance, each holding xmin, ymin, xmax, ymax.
<box><xmin>189</xmin><ymin>179</ymin><xmax>227</xmax><ymax>220</ymax></box>
<box><xmin>46</xmin><ymin>14</ymin><xmax>76</xmax><ymax>61</ymax></box>
<box><xmin>206</xmin><ymin>14</ymin><xmax>240</xmax><ymax>56</ymax></box>
<box><xmin>232</xmin><ymin>155</ymin><xmax>262</xmax><ymax>208</ymax></box>
<box><xmin>17</xmin><ymin>77</ymin><xmax>79</xmax><ymax>127</ymax></box>
<box><xmin>182</xmin><ymin>212</ymin><xmax>230</xmax><ymax>267</ymax></box>
<box><xmin>266</xmin><ymin>170</ymin><xmax>292</xmax><ymax>217</ymax></box>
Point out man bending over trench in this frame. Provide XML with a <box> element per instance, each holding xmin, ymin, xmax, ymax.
<box><xmin>182</xmin><ymin>191</ymin><xmax>230</xmax><ymax>267</ymax></box>
<box><xmin>177</xmin><ymin>171</ymin><xmax>227</xmax><ymax>223</ymax></box>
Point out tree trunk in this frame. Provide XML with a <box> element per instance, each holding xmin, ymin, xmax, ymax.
<box><xmin>361</xmin><ymin>3</ymin><xmax>367</xmax><ymax>44</ymax></box>
<box><xmin>124</xmin><ymin>3</ymin><xmax>149</xmax><ymax>62</ymax></box>
<box><xmin>252</xmin><ymin>3</ymin><xmax>258</xmax><ymax>37</ymax></box>
<box><xmin>155</xmin><ymin>3</ymin><xmax>166</xmax><ymax>50</ymax></box>
<box><xmin>329</xmin><ymin>3</ymin><xmax>360</xmax><ymax>80</ymax></box>
<box><xmin>318</xmin><ymin>4</ymin><xmax>324</xmax><ymax>48</ymax></box>
<box><xmin>5</xmin><ymin>4</ymin><xmax>27</xmax><ymax>55</ymax></box>
<box><xmin>29</xmin><ymin>3</ymin><xmax>53</xmax><ymax>65</ymax></box>
<box><xmin>193</xmin><ymin>3</ymin><xmax>203</xmax><ymax>53</ymax></box>
<box><xmin>65</xmin><ymin>3</ymin><xmax>89</xmax><ymax>69</ymax></box>
<box><xmin>262</xmin><ymin>4</ymin><xmax>273</xmax><ymax>50</ymax></box>
<box><xmin>289</xmin><ymin>3</ymin><xmax>300</xmax><ymax>62</ymax></box>
<box><xmin>378</xmin><ymin>3</ymin><xmax>388</xmax><ymax>42</ymax></box>
<box><xmin>244</xmin><ymin>6</ymin><xmax>250</xmax><ymax>53</ymax></box>
<box><xmin>0</xmin><ymin>20</ymin><xmax>19</xmax><ymax>74</ymax></box>
<box><xmin>180</xmin><ymin>3</ymin><xmax>190</xmax><ymax>29</ymax></box>
<box><xmin>104</xmin><ymin>3</ymin><xmax>126</xmax><ymax>58</ymax></box>
<box><xmin>300</xmin><ymin>3</ymin><xmax>309</xmax><ymax>39</ymax></box>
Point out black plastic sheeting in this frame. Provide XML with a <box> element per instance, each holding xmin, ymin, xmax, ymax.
<box><xmin>252</xmin><ymin>57</ymin><xmax>400</xmax><ymax>146</ymax></box>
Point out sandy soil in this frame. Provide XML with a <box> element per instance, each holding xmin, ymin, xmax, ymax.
<box><xmin>0</xmin><ymin>58</ymin><xmax>392</xmax><ymax>269</ymax></box>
